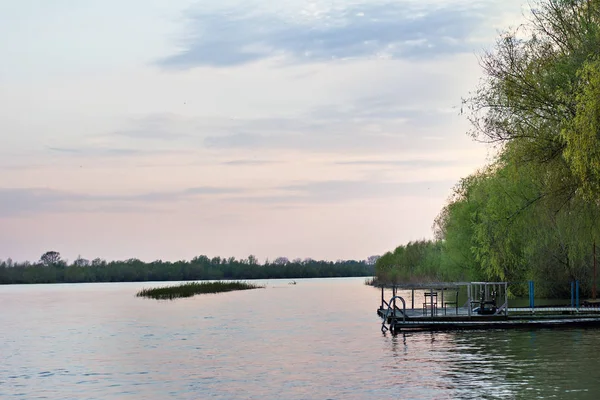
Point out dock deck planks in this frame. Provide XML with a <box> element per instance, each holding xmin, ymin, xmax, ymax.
<box><xmin>378</xmin><ymin>306</ymin><xmax>600</xmax><ymax>332</ymax></box>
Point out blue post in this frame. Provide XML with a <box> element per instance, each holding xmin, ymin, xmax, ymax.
<box><xmin>571</xmin><ymin>281</ymin><xmax>575</xmax><ymax>308</ymax></box>
<box><xmin>576</xmin><ymin>280</ymin><xmax>580</xmax><ymax>309</ymax></box>
<box><xmin>529</xmin><ymin>280</ymin><xmax>535</xmax><ymax>309</ymax></box>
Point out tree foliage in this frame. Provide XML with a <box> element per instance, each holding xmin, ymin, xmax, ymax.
<box><xmin>469</xmin><ymin>0</ymin><xmax>600</xmax><ymax>193</ymax></box>
<box><xmin>40</xmin><ymin>251</ymin><xmax>63</xmax><ymax>267</ymax></box>
<box><xmin>375</xmin><ymin>240</ymin><xmax>444</xmax><ymax>284</ymax></box>
<box><xmin>562</xmin><ymin>57</ymin><xmax>600</xmax><ymax>196</ymax></box>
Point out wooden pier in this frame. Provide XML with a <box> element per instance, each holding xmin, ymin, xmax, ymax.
<box><xmin>377</xmin><ymin>282</ymin><xmax>600</xmax><ymax>333</ymax></box>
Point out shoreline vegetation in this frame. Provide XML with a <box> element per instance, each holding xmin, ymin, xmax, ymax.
<box><xmin>0</xmin><ymin>252</ymin><xmax>376</xmax><ymax>285</ymax></box>
<box><xmin>375</xmin><ymin>0</ymin><xmax>600</xmax><ymax>299</ymax></box>
<box><xmin>136</xmin><ymin>281</ymin><xmax>264</xmax><ymax>300</ymax></box>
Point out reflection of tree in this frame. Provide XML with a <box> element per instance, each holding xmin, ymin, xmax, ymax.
<box><xmin>381</xmin><ymin>329</ymin><xmax>600</xmax><ymax>399</ymax></box>
<box><xmin>438</xmin><ymin>329</ymin><xmax>600</xmax><ymax>399</ymax></box>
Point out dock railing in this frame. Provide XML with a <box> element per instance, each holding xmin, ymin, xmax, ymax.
<box><xmin>378</xmin><ymin>281</ymin><xmax>511</xmax><ymax>317</ymax></box>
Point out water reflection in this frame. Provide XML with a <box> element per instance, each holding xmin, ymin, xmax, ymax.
<box><xmin>384</xmin><ymin>329</ymin><xmax>600</xmax><ymax>399</ymax></box>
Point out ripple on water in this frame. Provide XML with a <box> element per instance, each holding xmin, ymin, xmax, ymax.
<box><xmin>2</xmin><ymin>280</ymin><xmax>600</xmax><ymax>399</ymax></box>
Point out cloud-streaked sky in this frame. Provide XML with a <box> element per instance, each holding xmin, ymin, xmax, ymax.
<box><xmin>0</xmin><ymin>0</ymin><xmax>526</xmax><ymax>263</ymax></box>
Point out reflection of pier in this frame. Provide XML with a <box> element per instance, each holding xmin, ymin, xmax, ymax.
<box><xmin>377</xmin><ymin>282</ymin><xmax>600</xmax><ymax>334</ymax></box>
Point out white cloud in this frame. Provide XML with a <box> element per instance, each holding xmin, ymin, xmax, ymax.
<box><xmin>158</xmin><ymin>0</ymin><xmax>522</xmax><ymax>68</ymax></box>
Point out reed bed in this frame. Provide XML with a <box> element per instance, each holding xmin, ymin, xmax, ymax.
<box><xmin>136</xmin><ymin>281</ymin><xmax>264</xmax><ymax>300</ymax></box>
<box><xmin>364</xmin><ymin>277</ymin><xmax>376</xmax><ymax>286</ymax></box>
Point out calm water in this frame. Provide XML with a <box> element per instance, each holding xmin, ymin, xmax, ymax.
<box><xmin>2</xmin><ymin>277</ymin><xmax>600</xmax><ymax>399</ymax></box>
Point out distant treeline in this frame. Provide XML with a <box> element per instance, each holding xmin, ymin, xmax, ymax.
<box><xmin>0</xmin><ymin>252</ymin><xmax>376</xmax><ymax>284</ymax></box>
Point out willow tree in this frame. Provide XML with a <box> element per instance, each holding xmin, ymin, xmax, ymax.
<box><xmin>434</xmin><ymin>147</ymin><xmax>600</xmax><ymax>295</ymax></box>
<box><xmin>469</xmin><ymin>146</ymin><xmax>600</xmax><ymax>295</ymax></box>
<box><xmin>468</xmin><ymin>0</ymin><xmax>600</xmax><ymax>198</ymax></box>
<box><xmin>433</xmin><ymin>172</ymin><xmax>488</xmax><ymax>281</ymax></box>
<box><xmin>562</xmin><ymin>58</ymin><xmax>600</xmax><ymax>197</ymax></box>
<box><xmin>458</xmin><ymin>0</ymin><xmax>600</xmax><ymax>293</ymax></box>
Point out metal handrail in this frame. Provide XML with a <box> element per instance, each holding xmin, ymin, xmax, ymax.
<box><xmin>381</xmin><ymin>295</ymin><xmax>407</xmax><ymax>333</ymax></box>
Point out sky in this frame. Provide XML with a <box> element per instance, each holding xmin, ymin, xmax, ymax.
<box><xmin>0</xmin><ymin>0</ymin><xmax>527</xmax><ymax>263</ymax></box>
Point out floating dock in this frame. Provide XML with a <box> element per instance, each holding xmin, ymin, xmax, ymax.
<box><xmin>377</xmin><ymin>281</ymin><xmax>600</xmax><ymax>333</ymax></box>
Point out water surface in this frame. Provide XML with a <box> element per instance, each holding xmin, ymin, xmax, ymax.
<box><xmin>2</xmin><ymin>278</ymin><xmax>600</xmax><ymax>399</ymax></box>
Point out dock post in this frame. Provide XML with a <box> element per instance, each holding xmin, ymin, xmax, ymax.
<box><xmin>381</xmin><ymin>286</ymin><xmax>384</xmax><ymax>310</ymax></box>
<box><xmin>430</xmin><ymin>287</ymin><xmax>435</xmax><ymax>318</ymax></box>
<box><xmin>571</xmin><ymin>281</ymin><xmax>574</xmax><ymax>308</ymax></box>
<box><xmin>576</xmin><ymin>280</ymin><xmax>580</xmax><ymax>309</ymax></box>
<box><xmin>411</xmin><ymin>289</ymin><xmax>414</xmax><ymax>311</ymax></box>
<box><xmin>485</xmin><ymin>284</ymin><xmax>489</xmax><ymax>303</ymax></box>
<box><xmin>594</xmin><ymin>240</ymin><xmax>597</xmax><ymax>300</ymax></box>
<box><xmin>467</xmin><ymin>283</ymin><xmax>472</xmax><ymax>317</ymax></box>
<box><xmin>529</xmin><ymin>281</ymin><xmax>535</xmax><ymax>309</ymax></box>
<box><xmin>504</xmin><ymin>282</ymin><xmax>508</xmax><ymax>316</ymax></box>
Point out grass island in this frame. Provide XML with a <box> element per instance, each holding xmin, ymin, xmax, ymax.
<box><xmin>136</xmin><ymin>281</ymin><xmax>265</xmax><ymax>300</ymax></box>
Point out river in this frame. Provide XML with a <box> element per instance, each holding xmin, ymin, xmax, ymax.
<box><xmin>2</xmin><ymin>277</ymin><xmax>600</xmax><ymax>399</ymax></box>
